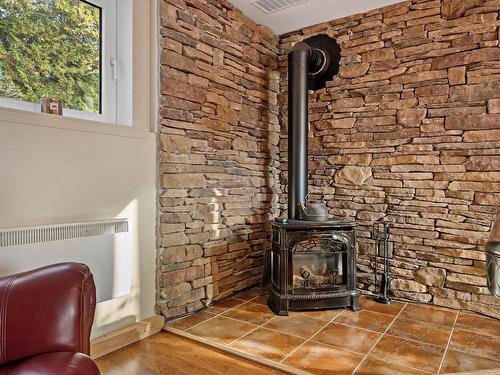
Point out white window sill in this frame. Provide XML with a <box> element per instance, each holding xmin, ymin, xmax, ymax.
<box><xmin>0</xmin><ymin>107</ymin><xmax>151</xmax><ymax>139</ymax></box>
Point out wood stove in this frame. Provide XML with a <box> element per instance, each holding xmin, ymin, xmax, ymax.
<box><xmin>266</xmin><ymin>34</ymin><xmax>360</xmax><ymax>315</ymax></box>
<box><xmin>268</xmin><ymin>219</ymin><xmax>359</xmax><ymax>315</ymax></box>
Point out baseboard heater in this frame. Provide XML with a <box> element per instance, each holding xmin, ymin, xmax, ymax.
<box><xmin>0</xmin><ymin>219</ymin><xmax>129</xmax><ymax>247</ymax></box>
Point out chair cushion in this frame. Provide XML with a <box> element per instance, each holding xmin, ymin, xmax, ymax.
<box><xmin>0</xmin><ymin>352</ymin><xmax>100</xmax><ymax>375</ymax></box>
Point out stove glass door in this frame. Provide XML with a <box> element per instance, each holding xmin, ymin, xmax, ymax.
<box><xmin>291</xmin><ymin>232</ymin><xmax>349</xmax><ymax>293</ymax></box>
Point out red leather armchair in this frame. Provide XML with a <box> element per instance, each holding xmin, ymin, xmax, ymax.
<box><xmin>0</xmin><ymin>263</ymin><xmax>100</xmax><ymax>375</ymax></box>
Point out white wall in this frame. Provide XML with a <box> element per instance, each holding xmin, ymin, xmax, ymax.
<box><xmin>0</xmin><ymin>121</ymin><xmax>157</xmax><ymax>337</ymax></box>
<box><xmin>0</xmin><ymin>0</ymin><xmax>158</xmax><ymax>338</ymax></box>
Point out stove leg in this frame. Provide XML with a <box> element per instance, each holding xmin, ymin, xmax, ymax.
<box><xmin>351</xmin><ymin>293</ymin><xmax>360</xmax><ymax>311</ymax></box>
<box><xmin>268</xmin><ymin>293</ymin><xmax>289</xmax><ymax>316</ymax></box>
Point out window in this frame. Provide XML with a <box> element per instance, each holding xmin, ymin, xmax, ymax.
<box><xmin>0</xmin><ymin>0</ymin><xmax>131</xmax><ymax>125</ymax></box>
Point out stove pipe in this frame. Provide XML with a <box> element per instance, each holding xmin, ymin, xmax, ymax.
<box><xmin>287</xmin><ymin>35</ymin><xmax>341</xmax><ymax>220</ymax></box>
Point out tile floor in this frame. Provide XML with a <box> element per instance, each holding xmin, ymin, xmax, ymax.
<box><xmin>165</xmin><ymin>288</ymin><xmax>500</xmax><ymax>375</ymax></box>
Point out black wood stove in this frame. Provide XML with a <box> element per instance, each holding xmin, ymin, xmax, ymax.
<box><xmin>267</xmin><ymin>34</ymin><xmax>360</xmax><ymax>315</ymax></box>
<box><xmin>268</xmin><ymin>219</ymin><xmax>359</xmax><ymax>315</ymax></box>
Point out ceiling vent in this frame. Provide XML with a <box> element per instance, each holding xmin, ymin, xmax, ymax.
<box><xmin>251</xmin><ymin>0</ymin><xmax>308</xmax><ymax>14</ymax></box>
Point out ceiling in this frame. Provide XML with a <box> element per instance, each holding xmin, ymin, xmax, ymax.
<box><xmin>228</xmin><ymin>0</ymin><xmax>403</xmax><ymax>35</ymax></box>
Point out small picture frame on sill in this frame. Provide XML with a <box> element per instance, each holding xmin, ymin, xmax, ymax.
<box><xmin>40</xmin><ymin>97</ymin><xmax>63</xmax><ymax>115</ymax></box>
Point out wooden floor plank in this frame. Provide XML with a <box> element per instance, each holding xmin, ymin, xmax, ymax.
<box><xmin>95</xmin><ymin>331</ymin><xmax>285</xmax><ymax>375</ymax></box>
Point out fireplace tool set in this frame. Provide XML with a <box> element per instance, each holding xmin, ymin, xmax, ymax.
<box><xmin>486</xmin><ymin>213</ymin><xmax>500</xmax><ymax>297</ymax></box>
<box><xmin>371</xmin><ymin>221</ymin><xmax>392</xmax><ymax>304</ymax></box>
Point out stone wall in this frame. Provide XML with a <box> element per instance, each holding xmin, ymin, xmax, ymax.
<box><xmin>279</xmin><ymin>0</ymin><xmax>500</xmax><ymax>318</ymax></box>
<box><xmin>158</xmin><ymin>0</ymin><xmax>280</xmax><ymax>319</ymax></box>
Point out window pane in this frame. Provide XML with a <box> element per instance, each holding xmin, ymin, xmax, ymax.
<box><xmin>0</xmin><ymin>0</ymin><xmax>101</xmax><ymax>113</ymax></box>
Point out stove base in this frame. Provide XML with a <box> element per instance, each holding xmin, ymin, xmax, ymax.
<box><xmin>267</xmin><ymin>287</ymin><xmax>360</xmax><ymax>316</ymax></box>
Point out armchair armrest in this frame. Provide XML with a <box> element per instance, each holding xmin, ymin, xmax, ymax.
<box><xmin>0</xmin><ymin>263</ymin><xmax>96</xmax><ymax>366</ymax></box>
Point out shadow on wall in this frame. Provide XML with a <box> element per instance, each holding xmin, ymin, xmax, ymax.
<box><xmin>157</xmin><ymin>0</ymin><xmax>281</xmax><ymax>320</ymax></box>
<box><xmin>94</xmin><ymin>198</ymin><xmax>147</xmax><ymax>337</ymax></box>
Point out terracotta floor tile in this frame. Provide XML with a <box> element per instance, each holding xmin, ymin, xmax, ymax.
<box><xmin>187</xmin><ymin>316</ymin><xmax>256</xmax><ymax>345</ymax></box>
<box><xmin>359</xmin><ymin>296</ymin><xmax>405</xmax><ymax>316</ymax></box>
<box><xmin>230</xmin><ymin>328</ymin><xmax>304</xmax><ymax>362</ymax></box>
<box><xmin>294</xmin><ymin>308</ymin><xmax>344</xmax><ymax>321</ymax></box>
<box><xmin>313</xmin><ymin>322</ymin><xmax>380</xmax><ymax>354</ymax></box>
<box><xmin>450</xmin><ymin>328</ymin><xmax>500</xmax><ymax>361</ymax></box>
<box><xmin>283</xmin><ymin>341</ymin><xmax>364</xmax><ymax>375</ymax></box>
<box><xmin>335</xmin><ymin>310</ymin><xmax>394</xmax><ymax>333</ymax></box>
<box><xmin>206</xmin><ymin>298</ymin><xmax>245</xmax><ymax>314</ymax></box>
<box><xmin>167</xmin><ymin>310</ymin><xmax>216</xmax><ymax>331</ymax></box>
<box><xmin>251</xmin><ymin>298</ymin><xmax>344</xmax><ymax>321</ymax></box>
<box><xmin>262</xmin><ymin>314</ymin><xmax>327</xmax><ymax>339</ymax></box>
<box><xmin>249</xmin><ymin>295</ymin><xmax>269</xmax><ymax>306</ymax></box>
<box><xmin>234</xmin><ymin>287</ymin><xmax>261</xmax><ymax>301</ymax></box>
<box><xmin>387</xmin><ymin>317</ymin><xmax>452</xmax><ymax>347</ymax></box>
<box><xmin>456</xmin><ymin>312</ymin><xmax>500</xmax><ymax>337</ymax></box>
<box><xmin>355</xmin><ymin>357</ymin><xmax>429</xmax><ymax>375</ymax></box>
<box><xmin>166</xmin><ymin>299</ymin><xmax>500</xmax><ymax>375</ymax></box>
<box><xmin>371</xmin><ymin>335</ymin><xmax>444</xmax><ymax>373</ymax></box>
<box><xmin>222</xmin><ymin>302</ymin><xmax>274</xmax><ymax>325</ymax></box>
<box><xmin>440</xmin><ymin>349</ymin><xmax>500</xmax><ymax>374</ymax></box>
<box><xmin>399</xmin><ymin>304</ymin><xmax>457</xmax><ymax>327</ymax></box>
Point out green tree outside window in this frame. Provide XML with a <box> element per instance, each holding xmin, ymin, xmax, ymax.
<box><xmin>0</xmin><ymin>0</ymin><xmax>101</xmax><ymax>113</ymax></box>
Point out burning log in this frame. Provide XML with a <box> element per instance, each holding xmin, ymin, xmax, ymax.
<box><xmin>293</xmin><ymin>265</ymin><xmax>338</xmax><ymax>288</ymax></box>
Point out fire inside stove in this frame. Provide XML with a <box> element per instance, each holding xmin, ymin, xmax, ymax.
<box><xmin>292</xmin><ymin>237</ymin><xmax>347</xmax><ymax>290</ymax></box>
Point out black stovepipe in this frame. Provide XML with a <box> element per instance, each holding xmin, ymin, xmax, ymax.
<box><xmin>287</xmin><ymin>43</ymin><xmax>325</xmax><ymax>220</ymax></box>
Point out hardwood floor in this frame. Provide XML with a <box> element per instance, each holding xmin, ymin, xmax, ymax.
<box><xmin>95</xmin><ymin>331</ymin><xmax>285</xmax><ymax>375</ymax></box>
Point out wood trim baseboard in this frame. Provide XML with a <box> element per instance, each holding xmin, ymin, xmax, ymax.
<box><xmin>90</xmin><ymin>314</ymin><xmax>164</xmax><ymax>359</ymax></box>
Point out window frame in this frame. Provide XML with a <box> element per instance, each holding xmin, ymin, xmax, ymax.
<box><xmin>0</xmin><ymin>0</ymin><xmax>125</xmax><ymax>125</ymax></box>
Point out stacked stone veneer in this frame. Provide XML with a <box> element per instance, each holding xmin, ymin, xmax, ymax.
<box><xmin>158</xmin><ymin>0</ymin><xmax>280</xmax><ymax>318</ymax></box>
<box><xmin>160</xmin><ymin>0</ymin><xmax>500</xmax><ymax>320</ymax></box>
<box><xmin>279</xmin><ymin>0</ymin><xmax>500</xmax><ymax>318</ymax></box>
